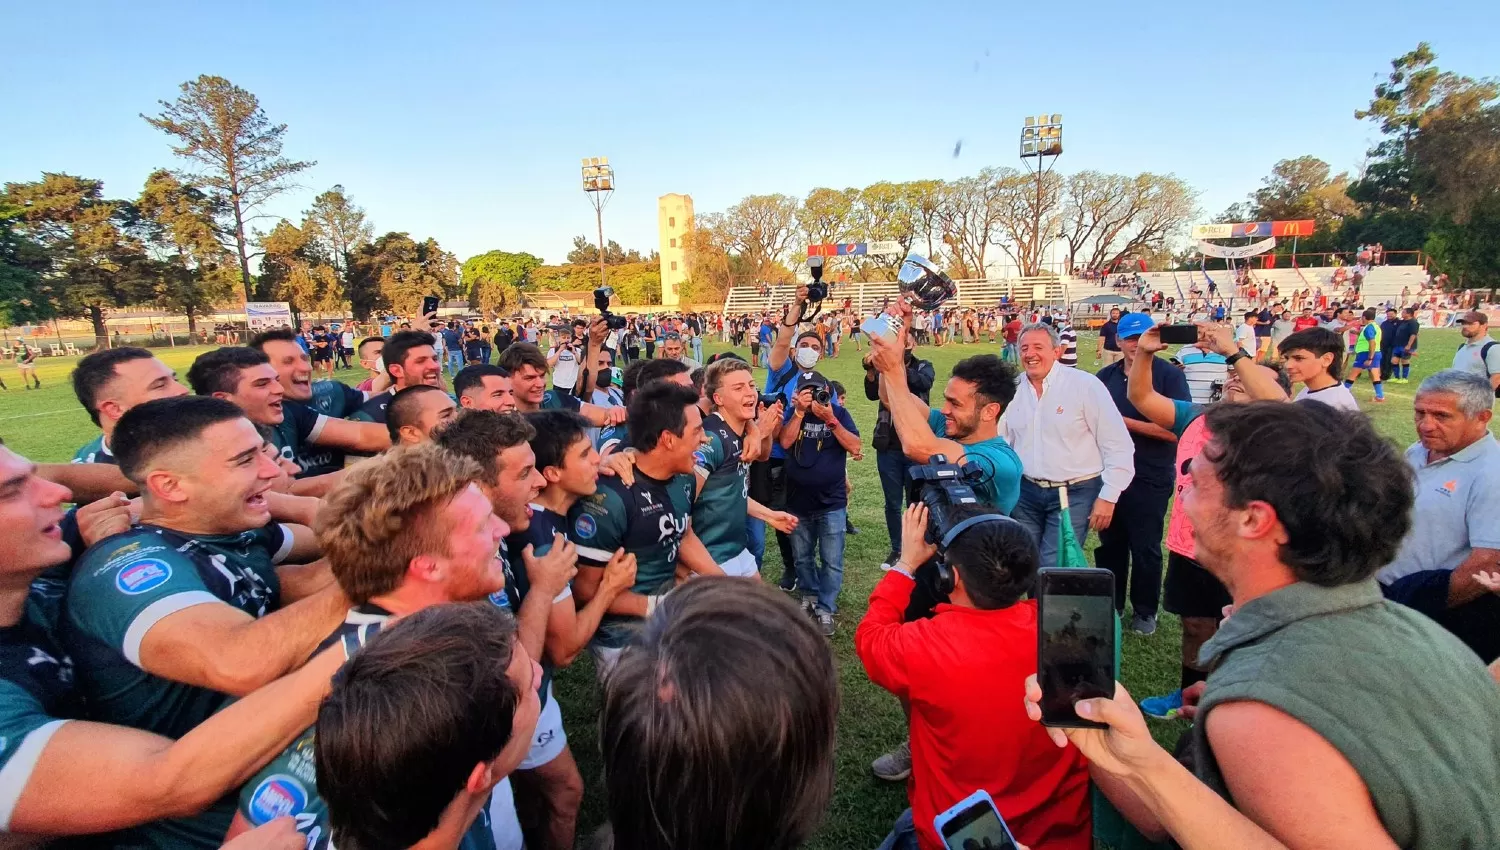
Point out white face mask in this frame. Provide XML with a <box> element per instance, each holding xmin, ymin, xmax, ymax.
<box><xmin>794</xmin><ymin>346</ymin><xmax>820</xmax><ymax>369</ymax></box>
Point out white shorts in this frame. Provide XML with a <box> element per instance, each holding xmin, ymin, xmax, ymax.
<box><xmin>719</xmin><ymin>547</ymin><xmax>759</xmax><ymax>578</ymax></box>
<box><xmin>591</xmin><ymin>644</ymin><xmax>624</xmax><ymax>681</ymax></box>
<box><xmin>486</xmin><ymin>776</ymin><xmax>525</xmax><ymax>850</ymax></box>
<box><xmin>518</xmin><ymin>683</ymin><xmax>567</xmax><ymax>770</ymax></box>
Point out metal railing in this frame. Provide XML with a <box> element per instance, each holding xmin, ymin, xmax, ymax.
<box><xmin>723</xmin><ymin>277</ymin><xmax>1074</xmax><ymax>316</ymax></box>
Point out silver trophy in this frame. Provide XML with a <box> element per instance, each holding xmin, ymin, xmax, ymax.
<box><xmin>862</xmin><ymin>254</ymin><xmax>958</xmax><ymax>342</ymax></box>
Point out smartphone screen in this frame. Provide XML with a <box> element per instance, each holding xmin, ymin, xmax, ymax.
<box><xmin>1037</xmin><ymin>568</ymin><xmax>1116</xmax><ymax>728</ymax></box>
<box><xmin>938</xmin><ymin>798</ymin><xmax>1017</xmax><ymax>850</ymax></box>
<box><xmin>1157</xmin><ymin>324</ymin><xmax>1199</xmax><ymax>345</ymax></box>
<box><xmin>421</xmin><ymin>295</ymin><xmax>440</xmax><ymax>316</ymax></box>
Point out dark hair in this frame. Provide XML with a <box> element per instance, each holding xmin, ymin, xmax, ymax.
<box><xmin>187</xmin><ymin>346</ymin><xmax>270</xmax><ymax>396</ymax></box>
<box><xmin>498</xmin><ymin>343</ymin><xmax>548</xmax><ymax>374</ymax></box>
<box><xmin>794</xmin><ymin>330</ymin><xmax>822</xmax><ymax>348</ymax></box>
<box><xmin>72</xmin><ymin>347</ymin><xmax>154</xmax><ymax>426</ymax></box>
<box><xmin>689</xmin><ymin>367</ymin><xmax>706</xmax><ymax>393</ymax></box>
<box><xmin>942</xmin><ymin>504</ymin><xmax>1037</xmax><ymax>609</ymax></box>
<box><xmin>356</xmin><ymin>336</ymin><xmax>384</xmax><ymax>356</ymax></box>
<box><xmin>620</xmin><ymin>359</ymin><xmax>649</xmax><ymax>400</ymax></box>
<box><xmin>1201</xmin><ymin>401</ymin><xmax>1412</xmax><ymax>586</ymax></box>
<box><xmin>629</xmin><ymin>382</ymin><xmax>700</xmax><ymax>452</ymax></box>
<box><xmin>114</xmin><ymin>396</ymin><xmax>246</xmax><ymax>482</ymax></box>
<box><xmin>601</xmin><ymin>579</ymin><xmax>836</xmax><ymax>850</ymax></box>
<box><xmin>1276</xmin><ymin>327</ymin><xmax>1345</xmax><ymax>380</ymax></box>
<box><xmin>950</xmin><ymin>355</ymin><xmax>1018</xmax><ymax>411</ymax></box>
<box><xmin>453</xmin><ymin>364</ymin><xmax>510</xmax><ymax>400</ymax></box>
<box><xmin>316</xmin><ymin>603</ymin><xmax>521</xmax><ymax>850</ymax></box>
<box><xmin>633</xmin><ymin>358</ymin><xmax>691</xmax><ymax>393</ymax></box>
<box><xmin>383</xmin><ymin>330</ymin><xmax>435</xmax><ymax>377</ymax></box>
<box><xmin>248</xmin><ymin>327</ymin><xmax>298</xmax><ymax>352</ymax></box>
<box><xmin>525</xmin><ymin>410</ymin><xmax>592</xmax><ymax>472</ymax></box>
<box><xmin>1362</xmin><ymin>308</ymin><xmax>1378</xmax><ymax>321</ymax></box>
<box><xmin>435</xmin><ymin>410</ymin><xmax>538</xmax><ymax>484</ymax></box>
<box><xmin>386</xmin><ymin>385</ymin><xmax>450</xmax><ymax>443</ymax></box>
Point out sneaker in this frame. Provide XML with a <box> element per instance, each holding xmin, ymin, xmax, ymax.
<box><xmin>871</xmin><ymin>739</ymin><xmax>913</xmax><ymax>782</ymax></box>
<box><xmin>1140</xmin><ymin>689</ymin><xmax>1184</xmax><ymax>719</ymax></box>
<box><xmin>1130</xmin><ymin>613</ymin><xmax>1158</xmax><ymax>635</ymax></box>
<box><xmin>1372</xmin><ymin>396</ymin><xmax>1387</xmax><ymax>403</ymax></box>
<box><xmin>800</xmin><ymin>597</ymin><xmax>817</xmax><ymax>618</ymax></box>
<box><xmin>816</xmin><ymin>610</ymin><xmax>835</xmax><ymax>637</ymax></box>
<box><xmin>879</xmin><ymin>550</ymin><xmax>899</xmax><ymax>571</ymax></box>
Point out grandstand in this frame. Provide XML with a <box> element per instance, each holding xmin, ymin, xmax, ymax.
<box><xmin>722</xmin><ymin>264</ymin><xmax>1428</xmax><ymax>317</ymax></box>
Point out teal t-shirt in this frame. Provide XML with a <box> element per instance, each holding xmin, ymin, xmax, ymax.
<box><xmin>71</xmin><ymin>433</ymin><xmax>116</xmax><ymax>465</ymax></box>
<box><xmin>567</xmin><ymin>473</ymin><xmax>695</xmax><ymax>649</ymax></box>
<box><xmin>0</xmin><ymin>577</ymin><xmax>77</xmax><ymax>832</ymax></box>
<box><xmin>692</xmin><ymin>413</ymin><xmax>750</xmax><ymax>563</ymax></box>
<box><xmin>925</xmin><ymin>409</ymin><xmax>1024</xmax><ymax>514</ymax></box>
<box><xmin>1170</xmin><ymin>399</ymin><xmax>1207</xmax><ymax>438</ymax></box>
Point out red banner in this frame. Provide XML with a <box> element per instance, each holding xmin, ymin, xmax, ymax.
<box><xmin>1270</xmin><ymin>220</ymin><xmax>1316</xmax><ymax>237</ymax></box>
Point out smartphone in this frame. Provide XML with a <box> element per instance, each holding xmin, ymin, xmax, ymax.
<box><xmin>934</xmin><ymin>789</ymin><xmax>1018</xmax><ymax>850</ymax></box>
<box><xmin>421</xmin><ymin>295</ymin><xmax>440</xmax><ymax>317</ymax></box>
<box><xmin>1157</xmin><ymin>323</ymin><xmax>1199</xmax><ymax>345</ymax></box>
<box><xmin>1036</xmin><ymin>568</ymin><xmax>1116</xmax><ymax>729</ymax></box>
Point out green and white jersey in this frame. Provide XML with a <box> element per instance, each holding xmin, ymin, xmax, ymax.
<box><xmin>567</xmin><ymin>472</ymin><xmax>694</xmax><ymax>649</ymax></box>
<box><xmin>64</xmin><ymin>524</ymin><xmax>292</xmax><ymax>736</ymax></box>
<box><xmin>268</xmin><ymin>401</ymin><xmax>334</xmax><ymax>479</ymax></box>
<box><xmin>692</xmin><ymin>413</ymin><xmax>750</xmax><ymax>564</ymax></box>
<box><xmin>237</xmin><ymin>604</ymin><xmax>500</xmax><ymax>850</ymax></box>
<box><xmin>308</xmin><ymin>380</ymin><xmax>365</xmax><ymax>419</ymax></box>
<box><xmin>71</xmin><ymin>433</ymin><xmax>117</xmax><ymax>465</ymax></box>
<box><xmin>540</xmin><ymin>389</ymin><xmax>582</xmax><ymax>412</ymax></box>
<box><xmin>0</xmin><ymin>577</ymin><xmax>77</xmax><ymax>831</ymax></box>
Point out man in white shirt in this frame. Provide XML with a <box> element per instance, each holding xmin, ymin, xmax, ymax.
<box><xmin>548</xmin><ymin>328</ymin><xmax>583</xmax><ymax>393</ymax></box>
<box><xmin>1234</xmin><ymin>310</ymin><xmax>1259</xmax><ymax>359</ymax></box>
<box><xmin>1004</xmin><ymin>323</ymin><xmax>1135</xmax><ymax>569</ymax></box>
<box><xmin>1172</xmin><ymin>337</ymin><xmax>1229</xmax><ymax>405</ymax></box>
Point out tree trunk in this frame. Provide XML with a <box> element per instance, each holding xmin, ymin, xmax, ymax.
<box><xmin>186</xmin><ymin>309</ymin><xmax>198</xmax><ymax>338</ymax></box>
<box><xmin>89</xmin><ymin>305</ymin><xmax>107</xmax><ymax>351</ymax></box>
<box><xmin>231</xmin><ymin>192</ymin><xmax>253</xmax><ymax>300</ymax></box>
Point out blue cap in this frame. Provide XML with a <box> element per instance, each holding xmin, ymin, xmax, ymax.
<box><xmin>1117</xmin><ymin>312</ymin><xmax>1155</xmax><ymax>340</ymax></box>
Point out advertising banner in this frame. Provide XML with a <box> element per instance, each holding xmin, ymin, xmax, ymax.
<box><xmin>1190</xmin><ymin>220</ymin><xmax>1316</xmax><ymax>240</ymax></box>
<box><xmin>245</xmin><ymin>302</ymin><xmax>293</xmax><ymax>330</ymax></box>
<box><xmin>1196</xmin><ymin>237</ymin><xmax>1277</xmax><ymax>259</ymax></box>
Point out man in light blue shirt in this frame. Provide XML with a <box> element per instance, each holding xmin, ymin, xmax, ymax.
<box><xmin>1378</xmin><ymin>369</ymin><xmax>1500</xmax><ymax>662</ymax></box>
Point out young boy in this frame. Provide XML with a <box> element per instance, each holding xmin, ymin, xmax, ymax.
<box><xmin>1277</xmin><ymin>326</ymin><xmax>1361</xmax><ymax>411</ymax></box>
<box><xmin>1343</xmin><ymin>307</ymin><xmax>1386</xmax><ymax>403</ymax></box>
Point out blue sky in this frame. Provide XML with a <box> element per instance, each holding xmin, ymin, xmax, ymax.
<box><xmin>2</xmin><ymin>0</ymin><xmax>1496</xmax><ymax>267</ymax></box>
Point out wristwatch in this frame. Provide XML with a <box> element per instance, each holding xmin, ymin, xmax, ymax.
<box><xmin>1224</xmin><ymin>351</ymin><xmax>1248</xmax><ymax>367</ymax></box>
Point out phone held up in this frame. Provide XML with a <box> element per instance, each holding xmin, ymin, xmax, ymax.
<box><xmin>934</xmin><ymin>789</ymin><xmax>1019</xmax><ymax>850</ymax></box>
<box><xmin>1035</xmin><ymin>567</ymin><xmax>1116</xmax><ymax>730</ymax></box>
<box><xmin>420</xmin><ymin>295</ymin><xmax>440</xmax><ymax>317</ymax></box>
<box><xmin>1156</xmin><ymin>323</ymin><xmax>1199</xmax><ymax>345</ymax></box>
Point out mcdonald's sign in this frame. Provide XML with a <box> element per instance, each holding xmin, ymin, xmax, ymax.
<box><xmin>1270</xmin><ymin>220</ymin><xmax>1316</xmax><ymax>237</ymax></box>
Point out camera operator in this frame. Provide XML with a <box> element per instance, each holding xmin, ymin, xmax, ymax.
<box><xmin>857</xmin><ymin>502</ymin><xmax>1090</xmax><ymax>850</ymax></box>
<box><xmin>864</xmin><ymin>333</ymin><xmax>936</xmax><ymax>572</ymax></box>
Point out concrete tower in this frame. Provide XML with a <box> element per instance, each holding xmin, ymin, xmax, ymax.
<box><xmin>657</xmin><ymin>193</ymin><xmax>694</xmax><ymax>308</ymax></box>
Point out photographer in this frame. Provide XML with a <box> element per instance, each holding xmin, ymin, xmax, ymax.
<box><xmin>864</xmin><ymin>334</ymin><xmax>936</xmax><ymax>572</ymax></box>
<box><xmin>857</xmin><ymin>503</ymin><xmax>1091</xmax><ymax>850</ymax></box>
<box><xmin>779</xmin><ymin>374</ymin><xmax>861</xmax><ymax>636</ymax></box>
<box><xmin>547</xmin><ymin>321</ymin><xmax>586</xmax><ymax>394</ymax></box>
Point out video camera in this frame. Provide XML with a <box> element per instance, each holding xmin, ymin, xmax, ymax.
<box><xmin>906</xmin><ymin>454</ymin><xmax>986</xmax><ymax>545</ymax></box>
<box><xmin>595</xmin><ymin>286</ymin><xmax>628</xmax><ymax>330</ymax></box>
<box><xmin>790</xmin><ymin>257</ymin><xmax>827</xmax><ymax>325</ymax></box>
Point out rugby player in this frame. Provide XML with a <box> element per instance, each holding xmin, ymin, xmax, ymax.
<box><xmin>186</xmin><ymin>347</ymin><xmax>389</xmax><ymax>490</ymax></box>
<box><xmin>568</xmin><ymin>381</ymin><xmax>724</xmax><ymax>677</ymax></box>
<box><xmin>226</xmin><ymin>443</ymin><xmax>529</xmax><ymax>850</ymax></box>
<box><xmin>60</xmin><ymin>396</ymin><xmax>349</xmax><ymax>846</ymax></box>
<box><xmin>386</xmin><ymin>384</ymin><xmax>458</xmax><ymax>446</ymax></box>
<box><xmin>0</xmin><ymin>438</ymin><xmax>345</xmax><ymax>843</ymax></box>
<box><xmin>251</xmin><ymin>328</ymin><xmax>373</xmax><ymax>475</ymax></box>
<box><xmin>499</xmin><ymin>342</ymin><xmax>626</xmax><ymax>427</ymax></box>
<box><xmin>70</xmin><ymin>347</ymin><xmax>189</xmax><ymax>465</ymax></box>
<box><xmin>349</xmin><ymin>330</ymin><xmax>447</xmax><ymax>425</ymax></box>
<box><xmin>455</xmin><ymin>364</ymin><xmax>518</xmax><ymax>413</ymax></box>
<box><xmin>315</xmin><ymin>603</ymin><xmax>540</xmax><ymax>850</ymax></box>
<box><xmin>694</xmin><ymin>358</ymin><xmax>798</xmax><ymax>577</ymax></box>
<box><xmin>593</xmin><ymin>358</ymin><xmax>694</xmax><ymax>456</ymax></box>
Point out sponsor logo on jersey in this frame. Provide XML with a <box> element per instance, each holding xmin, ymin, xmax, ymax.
<box><xmin>488</xmin><ymin>590</ymin><xmax>512</xmax><ymax>610</ymax></box>
<box><xmin>248</xmin><ymin>774</ymin><xmax>308</xmax><ymax>824</ymax></box>
<box><xmin>115</xmin><ymin>559</ymin><xmax>172</xmax><ymax>595</ymax></box>
<box><xmin>574</xmin><ymin>514</ymin><xmax>597</xmax><ymax>540</ymax></box>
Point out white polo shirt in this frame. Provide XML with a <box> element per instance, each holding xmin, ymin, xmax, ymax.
<box><xmin>1377</xmin><ymin>433</ymin><xmax>1500</xmax><ymax>584</ymax></box>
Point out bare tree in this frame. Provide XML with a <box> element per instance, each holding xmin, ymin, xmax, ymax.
<box><xmin>1060</xmin><ymin>172</ymin><xmax>1198</xmax><ymax>272</ymax></box>
<box><xmin>722</xmin><ymin>194</ymin><xmax>800</xmax><ymax>282</ymax></box>
<box><xmin>992</xmin><ymin>168</ymin><xmax>1063</xmax><ymax>277</ymax></box>
<box><xmin>143</xmin><ymin>75</ymin><xmax>314</xmax><ymax>298</ymax></box>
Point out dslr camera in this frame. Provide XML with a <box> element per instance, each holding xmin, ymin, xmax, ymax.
<box><xmin>906</xmin><ymin>454</ymin><xmax>986</xmax><ymax>545</ymax></box>
<box><xmin>791</xmin><ymin>257</ymin><xmax>828</xmax><ymax>325</ymax></box>
<box><xmin>595</xmin><ymin>286</ymin><xmax>627</xmax><ymax>330</ymax></box>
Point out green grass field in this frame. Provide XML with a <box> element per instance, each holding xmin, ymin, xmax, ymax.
<box><xmin>0</xmin><ymin>331</ymin><xmax>1452</xmax><ymax>848</ymax></box>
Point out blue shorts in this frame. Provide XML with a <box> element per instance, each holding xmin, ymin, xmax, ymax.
<box><xmin>1352</xmin><ymin>352</ymin><xmax>1382</xmax><ymax>370</ymax></box>
<box><xmin>1392</xmin><ymin>347</ymin><xmax>1409</xmax><ymax>358</ymax></box>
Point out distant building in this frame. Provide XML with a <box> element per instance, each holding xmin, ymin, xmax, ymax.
<box><xmin>657</xmin><ymin>193</ymin><xmax>694</xmax><ymax>308</ymax></box>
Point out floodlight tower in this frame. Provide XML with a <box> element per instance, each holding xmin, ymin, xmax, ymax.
<box><xmin>1020</xmin><ymin>115</ymin><xmax>1063</xmax><ymax>277</ymax></box>
<box><xmin>581</xmin><ymin>157</ymin><xmax>615</xmax><ymax>288</ymax></box>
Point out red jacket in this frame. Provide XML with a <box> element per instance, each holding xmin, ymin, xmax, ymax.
<box><xmin>856</xmin><ymin>572</ymin><xmax>1091</xmax><ymax>850</ymax></box>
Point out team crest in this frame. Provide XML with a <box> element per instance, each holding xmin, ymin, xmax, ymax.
<box><xmin>247</xmin><ymin>774</ymin><xmax>308</xmax><ymax>824</ymax></box>
<box><xmin>574</xmin><ymin>514</ymin><xmax>597</xmax><ymax>540</ymax></box>
<box><xmin>116</xmin><ymin>559</ymin><xmax>172</xmax><ymax>595</ymax></box>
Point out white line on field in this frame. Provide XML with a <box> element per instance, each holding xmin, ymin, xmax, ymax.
<box><xmin>0</xmin><ymin>408</ymin><xmax>79</xmax><ymax>422</ymax></box>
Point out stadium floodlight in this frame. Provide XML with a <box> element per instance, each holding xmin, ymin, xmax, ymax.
<box><xmin>582</xmin><ymin>157</ymin><xmax>616</xmax><ymax>286</ymax></box>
